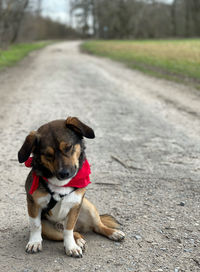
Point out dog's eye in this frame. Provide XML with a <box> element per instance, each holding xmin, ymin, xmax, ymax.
<box><xmin>45</xmin><ymin>153</ymin><xmax>54</xmax><ymax>161</ymax></box>
<box><xmin>64</xmin><ymin>145</ymin><xmax>72</xmax><ymax>153</ymax></box>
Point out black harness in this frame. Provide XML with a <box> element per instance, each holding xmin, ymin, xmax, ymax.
<box><xmin>40</xmin><ymin>177</ymin><xmax>77</xmax><ymax>218</ymax></box>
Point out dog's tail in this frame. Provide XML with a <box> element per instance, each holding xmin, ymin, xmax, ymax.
<box><xmin>100</xmin><ymin>214</ymin><xmax>121</xmax><ymax>229</ymax></box>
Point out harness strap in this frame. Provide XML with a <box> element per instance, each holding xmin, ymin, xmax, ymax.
<box><xmin>40</xmin><ymin>177</ymin><xmax>77</xmax><ymax>218</ymax></box>
<box><xmin>41</xmin><ymin>196</ymin><xmax>57</xmax><ymax>218</ymax></box>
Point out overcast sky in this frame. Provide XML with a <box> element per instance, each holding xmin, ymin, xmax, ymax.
<box><xmin>41</xmin><ymin>0</ymin><xmax>70</xmax><ymax>24</ymax></box>
<box><xmin>41</xmin><ymin>0</ymin><xmax>173</xmax><ymax>25</ymax></box>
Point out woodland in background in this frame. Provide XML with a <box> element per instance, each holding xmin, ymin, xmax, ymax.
<box><xmin>70</xmin><ymin>0</ymin><xmax>200</xmax><ymax>39</ymax></box>
<box><xmin>0</xmin><ymin>0</ymin><xmax>79</xmax><ymax>48</ymax></box>
<box><xmin>0</xmin><ymin>0</ymin><xmax>200</xmax><ymax>48</ymax></box>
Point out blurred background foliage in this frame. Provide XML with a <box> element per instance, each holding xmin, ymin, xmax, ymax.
<box><xmin>0</xmin><ymin>0</ymin><xmax>200</xmax><ymax>48</ymax></box>
<box><xmin>71</xmin><ymin>0</ymin><xmax>200</xmax><ymax>39</ymax></box>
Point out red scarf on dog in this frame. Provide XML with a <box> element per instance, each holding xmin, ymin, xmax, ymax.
<box><xmin>25</xmin><ymin>157</ymin><xmax>91</xmax><ymax>195</ymax></box>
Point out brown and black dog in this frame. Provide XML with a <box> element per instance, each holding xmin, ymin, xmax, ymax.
<box><xmin>18</xmin><ymin>117</ymin><xmax>125</xmax><ymax>258</ymax></box>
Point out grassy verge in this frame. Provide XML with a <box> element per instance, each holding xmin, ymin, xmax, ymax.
<box><xmin>0</xmin><ymin>41</ymin><xmax>51</xmax><ymax>69</ymax></box>
<box><xmin>82</xmin><ymin>40</ymin><xmax>200</xmax><ymax>87</ymax></box>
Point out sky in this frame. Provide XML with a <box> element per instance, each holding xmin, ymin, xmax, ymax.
<box><xmin>40</xmin><ymin>0</ymin><xmax>174</xmax><ymax>25</ymax></box>
<box><xmin>41</xmin><ymin>0</ymin><xmax>70</xmax><ymax>25</ymax></box>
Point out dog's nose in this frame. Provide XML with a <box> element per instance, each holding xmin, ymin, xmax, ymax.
<box><xmin>58</xmin><ymin>169</ymin><xmax>70</xmax><ymax>180</ymax></box>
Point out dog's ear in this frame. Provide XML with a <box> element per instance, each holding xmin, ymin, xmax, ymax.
<box><xmin>18</xmin><ymin>131</ymin><xmax>38</xmax><ymax>163</ymax></box>
<box><xmin>65</xmin><ymin>117</ymin><xmax>95</xmax><ymax>139</ymax></box>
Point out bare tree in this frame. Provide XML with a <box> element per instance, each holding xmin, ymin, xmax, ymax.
<box><xmin>191</xmin><ymin>0</ymin><xmax>200</xmax><ymax>36</ymax></box>
<box><xmin>90</xmin><ymin>0</ymin><xmax>97</xmax><ymax>37</ymax></box>
<box><xmin>71</xmin><ymin>0</ymin><xmax>176</xmax><ymax>39</ymax></box>
<box><xmin>171</xmin><ymin>0</ymin><xmax>177</xmax><ymax>36</ymax></box>
<box><xmin>70</xmin><ymin>0</ymin><xmax>96</xmax><ymax>35</ymax></box>
<box><xmin>0</xmin><ymin>0</ymin><xmax>29</xmax><ymax>46</ymax></box>
<box><xmin>69</xmin><ymin>0</ymin><xmax>74</xmax><ymax>27</ymax></box>
<box><xmin>11</xmin><ymin>0</ymin><xmax>29</xmax><ymax>43</ymax></box>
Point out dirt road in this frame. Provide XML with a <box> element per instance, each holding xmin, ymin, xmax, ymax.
<box><xmin>0</xmin><ymin>41</ymin><xmax>200</xmax><ymax>272</ymax></box>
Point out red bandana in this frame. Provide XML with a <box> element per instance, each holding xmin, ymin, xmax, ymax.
<box><xmin>25</xmin><ymin>157</ymin><xmax>91</xmax><ymax>195</ymax></box>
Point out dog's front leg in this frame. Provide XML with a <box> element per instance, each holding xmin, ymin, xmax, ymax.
<box><xmin>64</xmin><ymin>189</ymin><xmax>85</xmax><ymax>258</ymax></box>
<box><xmin>26</xmin><ymin>196</ymin><xmax>42</xmax><ymax>253</ymax></box>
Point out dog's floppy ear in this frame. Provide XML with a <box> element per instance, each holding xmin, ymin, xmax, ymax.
<box><xmin>65</xmin><ymin>117</ymin><xmax>95</xmax><ymax>139</ymax></box>
<box><xmin>18</xmin><ymin>131</ymin><xmax>38</xmax><ymax>163</ymax></box>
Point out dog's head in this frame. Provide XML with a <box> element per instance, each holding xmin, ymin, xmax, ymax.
<box><xmin>18</xmin><ymin>117</ymin><xmax>95</xmax><ymax>181</ymax></box>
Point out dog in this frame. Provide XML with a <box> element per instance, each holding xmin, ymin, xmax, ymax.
<box><xmin>18</xmin><ymin>117</ymin><xmax>125</xmax><ymax>258</ymax></box>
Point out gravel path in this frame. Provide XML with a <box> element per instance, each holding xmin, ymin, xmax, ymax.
<box><xmin>0</xmin><ymin>41</ymin><xmax>200</xmax><ymax>272</ymax></box>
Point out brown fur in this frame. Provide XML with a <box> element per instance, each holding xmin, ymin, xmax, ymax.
<box><xmin>59</xmin><ymin>141</ymin><xmax>72</xmax><ymax>153</ymax></box>
<box><xmin>18</xmin><ymin>131</ymin><xmax>37</xmax><ymax>163</ymax></box>
<box><xmin>100</xmin><ymin>214</ymin><xmax>120</xmax><ymax>229</ymax></box>
<box><xmin>32</xmin><ymin>190</ymin><xmax>49</xmax><ymax>200</ymax></box>
<box><xmin>27</xmin><ymin>190</ymin><xmax>49</xmax><ymax>218</ymax></box>
<box><xmin>41</xmin><ymin>155</ymin><xmax>55</xmax><ymax>173</ymax></box>
<box><xmin>61</xmin><ymin>144</ymin><xmax>81</xmax><ymax>168</ymax></box>
<box><xmin>41</xmin><ymin>200</ymin><xmax>121</xmax><ymax>241</ymax></box>
<box><xmin>42</xmin><ymin>220</ymin><xmax>84</xmax><ymax>243</ymax></box>
<box><xmin>27</xmin><ymin>195</ymin><xmax>40</xmax><ymax>218</ymax></box>
<box><xmin>66</xmin><ymin>117</ymin><xmax>95</xmax><ymax>139</ymax></box>
<box><xmin>42</xmin><ymin>220</ymin><xmax>63</xmax><ymax>241</ymax></box>
<box><xmin>94</xmin><ymin>223</ymin><xmax>116</xmax><ymax>237</ymax></box>
<box><xmin>45</xmin><ymin>146</ymin><xmax>54</xmax><ymax>155</ymax></box>
<box><xmin>66</xmin><ymin>204</ymin><xmax>82</xmax><ymax>230</ymax></box>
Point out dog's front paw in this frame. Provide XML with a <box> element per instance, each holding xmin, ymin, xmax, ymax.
<box><xmin>64</xmin><ymin>243</ymin><xmax>83</xmax><ymax>258</ymax></box>
<box><xmin>108</xmin><ymin>230</ymin><xmax>125</xmax><ymax>241</ymax></box>
<box><xmin>26</xmin><ymin>241</ymin><xmax>42</xmax><ymax>253</ymax></box>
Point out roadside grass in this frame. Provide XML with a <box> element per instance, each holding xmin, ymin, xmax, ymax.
<box><xmin>81</xmin><ymin>40</ymin><xmax>200</xmax><ymax>87</ymax></box>
<box><xmin>0</xmin><ymin>41</ymin><xmax>51</xmax><ymax>69</ymax></box>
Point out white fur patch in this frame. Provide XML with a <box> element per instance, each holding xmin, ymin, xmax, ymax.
<box><xmin>64</xmin><ymin>229</ymin><xmax>82</xmax><ymax>257</ymax></box>
<box><xmin>53</xmin><ymin>193</ymin><xmax>62</xmax><ymax>202</ymax></box>
<box><xmin>26</xmin><ymin>212</ymin><xmax>42</xmax><ymax>253</ymax></box>
<box><xmin>47</xmin><ymin>178</ymin><xmax>76</xmax><ymax>202</ymax></box>
<box><xmin>108</xmin><ymin>230</ymin><xmax>125</xmax><ymax>241</ymax></box>
<box><xmin>29</xmin><ymin>214</ymin><xmax>41</xmax><ymax>229</ymax></box>
<box><xmin>36</xmin><ymin>194</ymin><xmax>51</xmax><ymax>208</ymax></box>
<box><xmin>48</xmin><ymin>172</ymin><xmax>77</xmax><ymax>187</ymax></box>
<box><xmin>46</xmin><ymin>190</ymin><xmax>82</xmax><ymax>222</ymax></box>
<box><xmin>48</xmin><ymin>181</ymin><xmax>75</xmax><ymax>196</ymax></box>
<box><xmin>76</xmin><ymin>238</ymin><xmax>86</xmax><ymax>250</ymax></box>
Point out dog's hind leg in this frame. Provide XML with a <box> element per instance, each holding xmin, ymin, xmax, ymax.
<box><xmin>42</xmin><ymin>220</ymin><xmax>63</xmax><ymax>241</ymax></box>
<box><xmin>42</xmin><ymin>220</ymin><xmax>86</xmax><ymax>250</ymax></box>
<box><xmin>76</xmin><ymin>198</ymin><xmax>125</xmax><ymax>241</ymax></box>
<box><xmin>73</xmin><ymin>232</ymin><xmax>86</xmax><ymax>251</ymax></box>
<box><xmin>95</xmin><ymin>216</ymin><xmax>125</xmax><ymax>241</ymax></box>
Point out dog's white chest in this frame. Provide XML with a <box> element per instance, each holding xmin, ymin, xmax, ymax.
<box><xmin>46</xmin><ymin>190</ymin><xmax>82</xmax><ymax>222</ymax></box>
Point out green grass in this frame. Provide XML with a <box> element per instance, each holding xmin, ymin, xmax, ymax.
<box><xmin>82</xmin><ymin>39</ymin><xmax>200</xmax><ymax>86</ymax></box>
<box><xmin>0</xmin><ymin>41</ymin><xmax>51</xmax><ymax>69</ymax></box>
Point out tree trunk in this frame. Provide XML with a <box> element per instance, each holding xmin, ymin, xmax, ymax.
<box><xmin>184</xmin><ymin>0</ymin><xmax>190</xmax><ymax>37</ymax></box>
<box><xmin>171</xmin><ymin>0</ymin><xmax>177</xmax><ymax>36</ymax></box>
<box><xmin>11</xmin><ymin>0</ymin><xmax>29</xmax><ymax>43</ymax></box>
<box><xmin>91</xmin><ymin>0</ymin><xmax>97</xmax><ymax>37</ymax></box>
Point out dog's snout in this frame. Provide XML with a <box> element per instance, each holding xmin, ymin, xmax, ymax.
<box><xmin>58</xmin><ymin>168</ymin><xmax>70</xmax><ymax>180</ymax></box>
